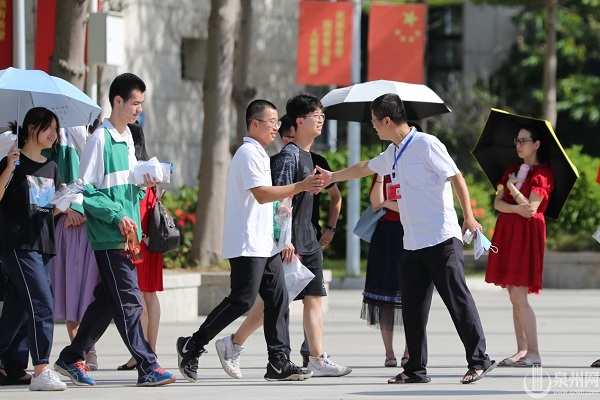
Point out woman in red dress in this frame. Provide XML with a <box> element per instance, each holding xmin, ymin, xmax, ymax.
<box><xmin>117</xmin><ymin>123</ymin><xmax>164</xmax><ymax>370</ymax></box>
<box><xmin>485</xmin><ymin>126</ymin><xmax>554</xmax><ymax>368</ymax></box>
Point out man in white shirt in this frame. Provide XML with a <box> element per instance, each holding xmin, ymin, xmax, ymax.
<box><xmin>316</xmin><ymin>93</ymin><xmax>496</xmax><ymax>384</ymax></box>
<box><xmin>176</xmin><ymin>99</ymin><xmax>322</xmax><ymax>382</ymax></box>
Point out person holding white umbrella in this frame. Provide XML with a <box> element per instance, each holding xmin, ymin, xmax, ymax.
<box><xmin>0</xmin><ymin>107</ymin><xmax>68</xmax><ymax>391</ymax></box>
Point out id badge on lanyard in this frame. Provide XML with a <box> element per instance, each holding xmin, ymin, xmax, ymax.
<box><xmin>390</xmin><ymin>128</ymin><xmax>416</xmax><ymax>199</ymax></box>
<box><xmin>386</xmin><ymin>182</ymin><xmax>401</xmax><ymax>200</ymax></box>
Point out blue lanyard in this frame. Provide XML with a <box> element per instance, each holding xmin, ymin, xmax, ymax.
<box><xmin>392</xmin><ymin>128</ymin><xmax>416</xmax><ymax>176</ymax></box>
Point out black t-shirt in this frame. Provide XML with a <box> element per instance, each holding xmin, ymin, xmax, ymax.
<box><xmin>271</xmin><ymin>143</ymin><xmax>320</xmax><ymax>255</ymax></box>
<box><xmin>0</xmin><ymin>154</ymin><xmax>62</xmax><ymax>254</ymax></box>
<box><xmin>310</xmin><ymin>152</ymin><xmax>335</xmax><ymax>239</ymax></box>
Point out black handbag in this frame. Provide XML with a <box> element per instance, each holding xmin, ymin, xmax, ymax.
<box><xmin>147</xmin><ymin>189</ymin><xmax>181</xmax><ymax>253</ymax></box>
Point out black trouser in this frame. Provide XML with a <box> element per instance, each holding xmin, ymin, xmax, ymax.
<box><xmin>59</xmin><ymin>250</ymin><xmax>158</xmax><ymax>376</ymax></box>
<box><xmin>401</xmin><ymin>238</ymin><xmax>492</xmax><ymax>379</ymax></box>
<box><xmin>0</xmin><ymin>251</ymin><xmax>54</xmax><ymax>372</ymax></box>
<box><xmin>192</xmin><ymin>254</ymin><xmax>290</xmax><ymax>363</ymax></box>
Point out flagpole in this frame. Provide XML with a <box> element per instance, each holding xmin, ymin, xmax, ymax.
<box><xmin>346</xmin><ymin>0</ymin><xmax>361</xmax><ymax>277</ymax></box>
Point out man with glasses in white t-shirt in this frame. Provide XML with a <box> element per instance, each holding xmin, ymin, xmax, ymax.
<box><xmin>176</xmin><ymin>99</ymin><xmax>322</xmax><ymax>382</ymax></box>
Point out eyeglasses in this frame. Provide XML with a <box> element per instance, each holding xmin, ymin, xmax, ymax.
<box><xmin>305</xmin><ymin>113</ymin><xmax>326</xmax><ymax>122</ymax></box>
<box><xmin>371</xmin><ymin>117</ymin><xmax>383</xmax><ymax>125</ymax></box>
<box><xmin>254</xmin><ymin>118</ymin><xmax>282</xmax><ymax>129</ymax></box>
<box><xmin>514</xmin><ymin>138</ymin><xmax>534</xmax><ymax>147</ymax></box>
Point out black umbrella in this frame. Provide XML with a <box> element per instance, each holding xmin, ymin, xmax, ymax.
<box><xmin>472</xmin><ymin>108</ymin><xmax>579</xmax><ymax>220</ymax></box>
<box><xmin>320</xmin><ymin>80</ymin><xmax>452</xmax><ymax>122</ymax></box>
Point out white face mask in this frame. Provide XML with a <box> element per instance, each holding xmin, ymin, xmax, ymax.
<box><xmin>474</xmin><ymin>228</ymin><xmax>498</xmax><ymax>260</ymax></box>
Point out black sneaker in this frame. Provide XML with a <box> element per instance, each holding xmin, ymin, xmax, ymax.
<box><xmin>176</xmin><ymin>336</ymin><xmax>205</xmax><ymax>383</ymax></box>
<box><xmin>264</xmin><ymin>359</ymin><xmax>313</xmax><ymax>381</ymax></box>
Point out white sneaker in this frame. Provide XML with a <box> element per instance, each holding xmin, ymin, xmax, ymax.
<box><xmin>215</xmin><ymin>334</ymin><xmax>245</xmax><ymax>379</ymax></box>
<box><xmin>29</xmin><ymin>369</ymin><xmax>67</xmax><ymax>391</ymax></box>
<box><xmin>307</xmin><ymin>353</ymin><xmax>352</xmax><ymax>377</ymax></box>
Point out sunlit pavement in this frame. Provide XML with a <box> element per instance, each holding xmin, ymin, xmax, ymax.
<box><xmin>3</xmin><ymin>279</ymin><xmax>599</xmax><ymax>399</ymax></box>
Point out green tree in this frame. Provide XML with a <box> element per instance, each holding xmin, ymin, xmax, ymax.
<box><xmin>192</xmin><ymin>0</ymin><xmax>239</xmax><ymax>266</ymax></box>
<box><xmin>50</xmin><ymin>0</ymin><xmax>88</xmax><ymax>89</ymax></box>
<box><xmin>480</xmin><ymin>0</ymin><xmax>600</xmax><ymax>155</ymax></box>
<box><xmin>472</xmin><ymin>0</ymin><xmax>564</xmax><ymax>126</ymax></box>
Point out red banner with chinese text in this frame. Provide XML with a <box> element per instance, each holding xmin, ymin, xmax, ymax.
<box><xmin>296</xmin><ymin>0</ymin><xmax>352</xmax><ymax>86</ymax></box>
<box><xmin>34</xmin><ymin>0</ymin><xmax>56</xmax><ymax>72</ymax></box>
<box><xmin>0</xmin><ymin>0</ymin><xmax>13</xmax><ymax>69</ymax></box>
<box><xmin>367</xmin><ymin>3</ymin><xmax>426</xmax><ymax>83</ymax></box>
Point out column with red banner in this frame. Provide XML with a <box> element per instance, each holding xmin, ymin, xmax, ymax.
<box><xmin>0</xmin><ymin>0</ymin><xmax>14</xmax><ymax>69</ymax></box>
<box><xmin>296</xmin><ymin>0</ymin><xmax>353</xmax><ymax>86</ymax></box>
<box><xmin>367</xmin><ymin>2</ymin><xmax>426</xmax><ymax>83</ymax></box>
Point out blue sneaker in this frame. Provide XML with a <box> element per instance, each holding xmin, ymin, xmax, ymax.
<box><xmin>137</xmin><ymin>368</ymin><xmax>176</xmax><ymax>387</ymax></box>
<box><xmin>54</xmin><ymin>359</ymin><xmax>95</xmax><ymax>386</ymax></box>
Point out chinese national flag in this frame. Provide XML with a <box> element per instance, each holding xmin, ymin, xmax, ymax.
<box><xmin>367</xmin><ymin>3</ymin><xmax>426</xmax><ymax>83</ymax></box>
<box><xmin>296</xmin><ymin>0</ymin><xmax>353</xmax><ymax>86</ymax></box>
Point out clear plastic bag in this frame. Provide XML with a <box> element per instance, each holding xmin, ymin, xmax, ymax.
<box><xmin>275</xmin><ymin>197</ymin><xmax>293</xmax><ymax>250</ymax></box>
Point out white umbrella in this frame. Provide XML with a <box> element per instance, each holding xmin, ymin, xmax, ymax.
<box><xmin>321</xmin><ymin>80</ymin><xmax>452</xmax><ymax>122</ymax></box>
<box><xmin>0</xmin><ymin>67</ymin><xmax>102</xmax><ymax>128</ymax></box>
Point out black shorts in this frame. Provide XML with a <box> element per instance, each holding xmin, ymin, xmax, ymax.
<box><xmin>295</xmin><ymin>248</ymin><xmax>327</xmax><ymax>299</ymax></box>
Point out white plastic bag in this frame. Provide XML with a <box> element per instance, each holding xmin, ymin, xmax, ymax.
<box><xmin>283</xmin><ymin>256</ymin><xmax>315</xmax><ymax>303</ymax></box>
<box><xmin>133</xmin><ymin>157</ymin><xmax>164</xmax><ymax>184</ymax></box>
<box><xmin>50</xmin><ymin>179</ymin><xmax>85</xmax><ymax>211</ymax></box>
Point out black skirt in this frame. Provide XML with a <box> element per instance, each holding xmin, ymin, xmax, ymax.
<box><xmin>360</xmin><ymin>219</ymin><xmax>404</xmax><ymax>331</ymax></box>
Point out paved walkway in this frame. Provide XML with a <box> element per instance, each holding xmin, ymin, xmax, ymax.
<box><xmin>2</xmin><ymin>281</ymin><xmax>600</xmax><ymax>399</ymax></box>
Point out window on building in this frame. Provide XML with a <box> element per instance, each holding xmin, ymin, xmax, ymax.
<box><xmin>427</xmin><ymin>5</ymin><xmax>463</xmax><ymax>85</ymax></box>
<box><xmin>181</xmin><ymin>37</ymin><xmax>207</xmax><ymax>81</ymax></box>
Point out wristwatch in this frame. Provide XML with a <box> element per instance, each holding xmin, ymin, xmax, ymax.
<box><xmin>325</xmin><ymin>225</ymin><xmax>336</xmax><ymax>233</ymax></box>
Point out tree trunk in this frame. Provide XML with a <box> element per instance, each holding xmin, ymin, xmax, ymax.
<box><xmin>541</xmin><ymin>0</ymin><xmax>557</xmax><ymax>126</ymax></box>
<box><xmin>232</xmin><ymin>0</ymin><xmax>256</xmax><ymax>153</ymax></box>
<box><xmin>192</xmin><ymin>0</ymin><xmax>239</xmax><ymax>266</ymax></box>
<box><xmin>50</xmin><ymin>0</ymin><xmax>88</xmax><ymax>89</ymax></box>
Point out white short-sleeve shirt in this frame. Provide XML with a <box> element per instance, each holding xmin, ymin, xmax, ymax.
<box><xmin>222</xmin><ymin>137</ymin><xmax>277</xmax><ymax>259</ymax></box>
<box><xmin>368</xmin><ymin>130</ymin><xmax>462</xmax><ymax>250</ymax></box>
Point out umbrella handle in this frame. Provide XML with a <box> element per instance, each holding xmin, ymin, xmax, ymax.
<box><xmin>3</xmin><ymin>160</ymin><xmax>19</xmax><ymax>189</ymax></box>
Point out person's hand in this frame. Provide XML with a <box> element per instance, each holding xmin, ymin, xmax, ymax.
<box><xmin>119</xmin><ymin>216</ymin><xmax>138</xmax><ymax>236</ymax></box>
<box><xmin>506</xmin><ymin>172</ymin><xmax>523</xmax><ymax>189</ymax></box>
<box><xmin>140</xmin><ymin>173</ymin><xmax>159</xmax><ymax>188</ymax></box>
<box><xmin>64</xmin><ymin>208</ymin><xmax>86</xmax><ymax>227</ymax></box>
<box><xmin>462</xmin><ymin>217</ymin><xmax>482</xmax><ymax>239</ymax></box>
<box><xmin>320</xmin><ymin>229</ymin><xmax>334</xmax><ymax>247</ymax></box>
<box><xmin>515</xmin><ymin>203</ymin><xmax>536</xmax><ymax>218</ymax></box>
<box><xmin>6</xmin><ymin>142</ymin><xmax>19</xmax><ymax>169</ymax></box>
<box><xmin>300</xmin><ymin>170</ymin><xmax>324</xmax><ymax>195</ymax></box>
<box><xmin>315</xmin><ymin>165</ymin><xmax>334</xmax><ymax>187</ymax></box>
<box><xmin>281</xmin><ymin>243</ymin><xmax>295</xmax><ymax>263</ymax></box>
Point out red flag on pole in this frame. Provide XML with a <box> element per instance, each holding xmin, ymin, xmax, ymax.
<box><xmin>34</xmin><ymin>0</ymin><xmax>57</xmax><ymax>72</ymax></box>
<box><xmin>296</xmin><ymin>0</ymin><xmax>353</xmax><ymax>86</ymax></box>
<box><xmin>0</xmin><ymin>0</ymin><xmax>14</xmax><ymax>69</ymax></box>
<box><xmin>367</xmin><ymin>3</ymin><xmax>426</xmax><ymax>83</ymax></box>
